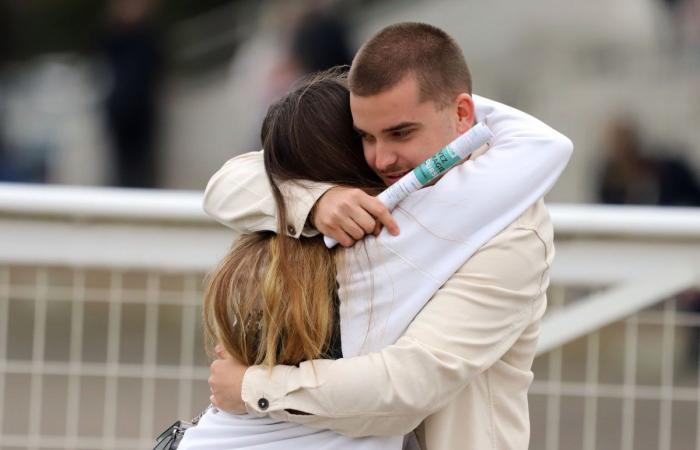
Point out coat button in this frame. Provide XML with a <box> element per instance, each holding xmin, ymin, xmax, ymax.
<box><xmin>287</xmin><ymin>225</ymin><xmax>296</xmax><ymax>235</ymax></box>
<box><xmin>258</xmin><ymin>398</ymin><xmax>269</xmax><ymax>410</ymax></box>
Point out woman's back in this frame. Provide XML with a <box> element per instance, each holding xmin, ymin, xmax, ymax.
<box><xmin>179</xmin><ymin>230</ymin><xmax>402</xmax><ymax>449</ymax></box>
<box><xmin>180</xmin><ymin>409</ymin><xmax>396</xmax><ymax>450</ymax></box>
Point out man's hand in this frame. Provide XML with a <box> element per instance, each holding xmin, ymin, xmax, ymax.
<box><xmin>209</xmin><ymin>345</ymin><xmax>248</xmax><ymax>414</ymax></box>
<box><xmin>312</xmin><ymin>186</ymin><xmax>400</xmax><ymax>247</ymax></box>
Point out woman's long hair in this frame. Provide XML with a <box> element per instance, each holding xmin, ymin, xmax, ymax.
<box><xmin>203</xmin><ymin>68</ymin><xmax>383</xmax><ymax>367</ymax></box>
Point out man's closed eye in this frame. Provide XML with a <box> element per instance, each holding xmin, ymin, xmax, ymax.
<box><xmin>391</xmin><ymin>129</ymin><xmax>413</xmax><ymax>140</ymax></box>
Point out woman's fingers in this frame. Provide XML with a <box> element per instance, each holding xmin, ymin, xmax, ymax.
<box><xmin>352</xmin><ymin>205</ymin><xmax>378</xmax><ymax>234</ymax></box>
<box><xmin>342</xmin><ymin>215</ymin><xmax>367</xmax><ymax>241</ymax></box>
<box><xmin>332</xmin><ymin>228</ymin><xmax>355</xmax><ymax>247</ymax></box>
<box><xmin>361</xmin><ymin>196</ymin><xmax>399</xmax><ymax>235</ymax></box>
<box><xmin>314</xmin><ymin>186</ymin><xmax>400</xmax><ymax>246</ymax></box>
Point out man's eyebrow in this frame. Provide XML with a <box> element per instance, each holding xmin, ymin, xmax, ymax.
<box><xmin>353</xmin><ymin>122</ymin><xmax>420</xmax><ymax>135</ymax></box>
<box><xmin>381</xmin><ymin>122</ymin><xmax>419</xmax><ymax>133</ymax></box>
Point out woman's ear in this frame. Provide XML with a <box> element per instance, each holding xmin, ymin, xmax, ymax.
<box><xmin>455</xmin><ymin>93</ymin><xmax>475</xmax><ymax>133</ymax></box>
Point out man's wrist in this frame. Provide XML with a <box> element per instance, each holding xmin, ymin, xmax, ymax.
<box><xmin>240</xmin><ymin>366</ymin><xmax>260</xmax><ymax>416</ymax></box>
<box><xmin>241</xmin><ymin>364</ymin><xmax>298</xmax><ymax>417</ymax></box>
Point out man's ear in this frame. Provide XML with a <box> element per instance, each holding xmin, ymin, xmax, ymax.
<box><xmin>455</xmin><ymin>93</ymin><xmax>475</xmax><ymax>133</ymax></box>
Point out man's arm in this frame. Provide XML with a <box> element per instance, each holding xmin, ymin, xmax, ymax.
<box><xmin>228</xmin><ymin>215</ymin><xmax>551</xmax><ymax>436</ymax></box>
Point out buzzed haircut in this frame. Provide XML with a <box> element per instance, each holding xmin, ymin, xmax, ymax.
<box><xmin>348</xmin><ymin>22</ymin><xmax>472</xmax><ymax>107</ymax></box>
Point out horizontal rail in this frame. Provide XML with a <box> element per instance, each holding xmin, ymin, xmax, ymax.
<box><xmin>2</xmin><ymin>182</ymin><xmax>700</xmax><ymax>237</ymax></box>
<box><xmin>0</xmin><ymin>183</ymin><xmax>208</xmax><ymax>223</ymax></box>
<box><xmin>536</xmin><ymin>267</ymin><xmax>699</xmax><ymax>356</ymax></box>
<box><xmin>549</xmin><ymin>203</ymin><xmax>700</xmax><ymax>239</ymax></box>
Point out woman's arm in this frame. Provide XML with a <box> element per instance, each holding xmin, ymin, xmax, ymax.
<box><xmin>202</xmin><ymin>150</ymin><xmax>333</xmax><ymax>238</ymax></box>
<box><xmin>380</xmin><ymin>94</ymin><xmax>573</xmax><ymax>282</ymax></box>
<box><xmin>202</xmin><ymin>96</ymin><xmax>571</xmax><ymax>246</ymax></box>
<box><xmin>339</xmin><ymin>95</ymin><xmax>572</xmax><ymax>356</ymax></box>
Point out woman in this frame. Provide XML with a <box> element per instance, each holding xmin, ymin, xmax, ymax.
<box><xmin>178</xmin><ymin>69</ymin><xmax>571</xmax><ymax>449</ymax></box>
<box><xmin>178</xmin><ymin>71</ymin><xmax>398</xmax><ymax>450</ymax></box>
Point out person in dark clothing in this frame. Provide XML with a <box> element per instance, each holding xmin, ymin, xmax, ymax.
<box><xmin>598</xmin><ymin>116</ymin><xmax>700</xmax><ymax>368</ymax></box>
<box><xmin>290</xmin><ymin>10</ymin><xmax>353</xmax><ymax>75</ymax></box>
<box><xmin>103</xmin><ymin>0</ymin><xmax>162</xmax><ymax>188</ymax></box>
<box><xmin>598</xmin><ymin>117</ymin><xmax>700</xmax><ymax>207</ymax></box>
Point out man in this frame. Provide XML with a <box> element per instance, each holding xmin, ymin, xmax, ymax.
<box><xmin>204</xmin><ymin>23</ymin><xmax>572</xmax><ymax>449</ymax></box>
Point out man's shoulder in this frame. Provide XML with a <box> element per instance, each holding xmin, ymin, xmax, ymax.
<box><xmin>448</xmin><ymin>200</ymin><xmax>552</xmax><ymax>297</ymax></box>
<box><xmin>474</xmin><ymin>199</ymin><xmax>553</xmax><ymax>258</ymax></box>
<box><xmin>511</xmin><ymin>199</ymin><xmax>551</xmax><ymax>232</ymax></box>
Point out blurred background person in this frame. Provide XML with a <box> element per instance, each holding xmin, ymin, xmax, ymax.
<box><xmin>658</xmin><ymin>0</ymin><xmax>700</xmax><ymax>52</ymax></box>
<box><xmin>102</xmin><ymin>0</ymin><xmax>163</xmax><ymax>188</ymax></box>
<box><xmin>269</xmin><ymin>5</ymin><xmax>353</xmax><ymax>102</ymax></box>
<box><xmin>597</xmin><ymin>114</ymin><xmax>700</xmax><ymax>368</ymax></box>
<box><xmin>290</xmin><ymin>8</ymin><xmax>353</xmax><ymax>75</ymax></box>
<box><xmin>597</xmin><ymin>116</ymin><xmax>700</xmax><ymax>206</ymax></box>
<box><xmin>228</xmin><ymin>2</ymin><xmax>354</xmax><ymax>149</ymax></box>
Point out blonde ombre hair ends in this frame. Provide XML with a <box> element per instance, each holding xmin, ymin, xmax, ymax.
<box><xmin>203</xmin><ymin>232</ymin><xmax>338</xmax><ymax>367</ymax></box>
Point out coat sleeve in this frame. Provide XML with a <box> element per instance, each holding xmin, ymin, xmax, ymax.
<box><xmin>202</xmin><ymin>150</ymin><xmax>334</xmax><ymax>237</ymax></box>
<box><xmin>241</xmin><ymin>219</ymin><xmax>551</xmax><ymax>437</ymax></box>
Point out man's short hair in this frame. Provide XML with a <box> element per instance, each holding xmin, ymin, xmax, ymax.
<box><xmin>348</xmin><ymin>22</ymin><xmax>472</xmax><ymax>106</ymax></box>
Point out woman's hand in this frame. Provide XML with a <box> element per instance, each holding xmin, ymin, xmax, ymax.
<box><xmin>312</xmin><ymin>186</ymin><xmax>399</xmax><ymax>247</ymax></box>
<box><xmin>209</xmin><ymin>345</ymin><xmax>248</xmax><ymax>414</ymax></box>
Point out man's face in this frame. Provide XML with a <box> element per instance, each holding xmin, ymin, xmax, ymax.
<box><xmin>350</xmin><ymin>75</ymin><xmax>472</xmax><ymax>185</ymax></box>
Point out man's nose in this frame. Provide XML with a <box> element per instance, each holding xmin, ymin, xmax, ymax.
<box><xmin>374</xmin><ymin>142</ymin><xmax>398</xmax><ymax>172</ymax></box>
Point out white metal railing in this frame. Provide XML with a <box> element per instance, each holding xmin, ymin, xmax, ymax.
<box><xmin>4</xmin><ymin>182</ymin><xmax>700</xmax><ymax>235</ymax></box>
<box><xmin>0</xmin><ymin>182</ymin><xmax>207</xmax><ymax>223</ymax></box>
<box><xmin>1</xmin><ymin>183</ymin><xmax>699</xmax><ymax>450</ymax></box>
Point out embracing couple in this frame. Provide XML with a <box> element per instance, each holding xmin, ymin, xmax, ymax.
<box><xmin>179</xmin><ymin>22</ymin><xmax>572</xmax><ymax>450</ymax></box>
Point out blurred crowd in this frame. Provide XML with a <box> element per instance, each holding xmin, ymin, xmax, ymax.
<box><xmin>0</xmin><ymin>0</ymin><xmax>699</xmax><ymax>202</ymax></box>
<box><xmin>0</xmin><ymin>0</ymin><xmax>359</xmax><ymax>189</ymax></box>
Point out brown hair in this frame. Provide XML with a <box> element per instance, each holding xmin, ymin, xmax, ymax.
<box><xmin>203</xmin><ymin>69</ymin><xmax>382</xmax><ymax>367</ymax></box>
<box><xmin>349</xmin><ymin>22</ymin><xmax>472</xmax><ymax>106</ymax></box>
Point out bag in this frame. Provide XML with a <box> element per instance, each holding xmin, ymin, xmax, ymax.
<box><xmin>153</xmin><ymin>405</ymin><xmax>211</xmax><ymax>450</ymax></box>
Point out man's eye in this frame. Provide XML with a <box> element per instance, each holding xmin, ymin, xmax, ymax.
<box><xmin>393</xmin><ymin>129</ymin><xmax>412</xmax><ymax>139</ymax></box>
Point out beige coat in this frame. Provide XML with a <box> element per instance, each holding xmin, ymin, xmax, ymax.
<box><xmin>205</xmin><ymin>161</ymin><xmax>553</xmax><ymax>450</ymax></box>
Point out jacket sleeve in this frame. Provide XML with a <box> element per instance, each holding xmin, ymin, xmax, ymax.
<box><xmin>241</xmin><ymin>219</ymin><xmax>551</xmax><ymax>437</ymax></box>
<box><xmin>202</xmin><ymin>150</ymin><xmax>334</xmax><ymax>237</ymax></box>
<box><xmin>238</xmin><ymin>97</ymin><xmax>572</xmax><ymax>437</ymax></box>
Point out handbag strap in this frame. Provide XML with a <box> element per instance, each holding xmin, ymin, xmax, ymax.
<box><xmin>191</xmin><ymin>404</ymin><xmax>214</xmax><ymax>425</ymax></box>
